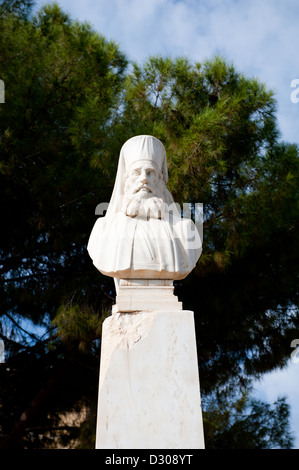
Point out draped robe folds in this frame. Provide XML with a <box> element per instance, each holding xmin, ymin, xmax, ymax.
<box><xmin>87</xmin><ymin>211</ymin><xmax>201</xmax><ymax>280</ymax></box>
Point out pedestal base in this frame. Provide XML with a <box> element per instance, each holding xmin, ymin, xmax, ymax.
<box><xmin>112</xmin><ymin>279</ymin><xmax>182</xmax><ymax>313</ymax></box>
<box><xmin>96</xmin><ymin>308</ymin><xmax>205</xmax><ymax>449</ymax></box>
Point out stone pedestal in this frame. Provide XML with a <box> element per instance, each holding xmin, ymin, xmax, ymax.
<box><xmin>95</xmin><ymin>281</ymin><xmax>205</xmax><ymax>449</ymax></box>
<box><xmin>112</xmin><ymin>279</ymin><xmax>182</xmax><ymax>313</ymax></box>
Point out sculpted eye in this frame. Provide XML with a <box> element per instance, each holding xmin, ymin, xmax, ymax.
<box><xmin>132</xmin><ymin>169</ymin><xmax>141</xmax><ymax>176</ymax></box>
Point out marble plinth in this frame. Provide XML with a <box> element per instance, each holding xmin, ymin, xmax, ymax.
<box><xmin>95</xmin><ymin>306</ymin><xmax>205</xmax><ymax>449</ymax></box>
<box><xmin>112</xmin><ymin>279</ymin><xmax>182</xmax><ymax>313</ymax></box>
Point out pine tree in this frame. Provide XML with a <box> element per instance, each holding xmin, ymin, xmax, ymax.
<box><xmin>118</xmin><ymin>55</ymin><xmax>299</xmax><ymax>391</ymax></box>
<box><xmin>0</xmin><ymin>3</ymin><xmax>126</xmax><ymax>448</ymax></box>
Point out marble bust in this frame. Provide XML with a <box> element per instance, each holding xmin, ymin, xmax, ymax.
<box><xmin>87</xmin><ymin>135</ymin><xmax>201</xmax><ymax>286</ymax></box>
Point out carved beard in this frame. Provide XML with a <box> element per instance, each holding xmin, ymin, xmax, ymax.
<box><xmin>121</xmin><ymin>178</ymin><xmax>166</xmax><ymax>219</ymax></box>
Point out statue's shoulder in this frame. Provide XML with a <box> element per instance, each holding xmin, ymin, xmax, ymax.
<box><xmin>92</xmin><ymin>212</ymin><xmax>136</xmax><ymax>235</ymax></box>
<box><xmin>94</xmin><ymin>211</ymin><xmax>126</xmax><ymax>223</ymax></box>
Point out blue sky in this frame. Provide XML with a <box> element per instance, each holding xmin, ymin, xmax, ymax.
<box><xmin>34</xmin><ymin>0</ymin><xmax>299</xmax><ymax>146</ymax></box>
<box><xmin>33</xmin><ymin>0</ymin><xmax>299</xmax><ymax>448</ymax></box>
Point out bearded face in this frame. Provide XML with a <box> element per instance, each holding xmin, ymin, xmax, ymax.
<box><xmin>121</xmin><ymin>162</ymin><xmax>166</xmax><ymax>219</ymax></box>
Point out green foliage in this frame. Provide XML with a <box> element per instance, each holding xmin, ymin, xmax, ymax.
<box><xmin>0</xmin><ymin>2</ymin><xmax>126</xmax><ymax>330</ymax></box>
<box><xmin>203</xmin><ymin>389</ymin><xmax>294</xmax><ymax>449</ymax></box>
<box><xmin>0</xmin><ymin>0</ymin><xmax>34</xmax><ymax>18</ymax></box>
<box><xmin>118</xmin><ymin>54</ymin><xmax>299</xmax><ymax>391</ymax></box>
<box><xmin>53</xmin><ymin>301</ymin><xmax>109</xmax><ymax>351</ymax></box>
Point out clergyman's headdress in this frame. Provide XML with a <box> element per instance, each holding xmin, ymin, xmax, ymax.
<box><xmin>106</xmin><ymin>135</ymin><xmax>174</xmax><ymax>216</ymax></box>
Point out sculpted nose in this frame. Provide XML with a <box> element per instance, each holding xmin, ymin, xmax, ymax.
<box><xmin>140</xmin><ymin>170</ymin><xmax>148</xmax><ymax>182</ymax></box>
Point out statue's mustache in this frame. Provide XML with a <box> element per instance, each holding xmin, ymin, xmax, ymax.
<box><xmin>134</xmin><ymin>184</ymin><xmax>152</xmax><ymax>194</ymax></box>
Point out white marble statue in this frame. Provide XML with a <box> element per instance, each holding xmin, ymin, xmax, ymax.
<box><xmin>87</xmin><ymin>135</ymin><xmax>201</xmax><ymax>287</ymax></box>
<box><xmin>91</xmin><ymin>136</ymin><xmax>205</xmax><ymax>449</ymax></box>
